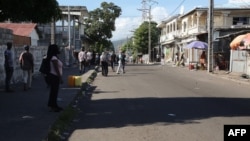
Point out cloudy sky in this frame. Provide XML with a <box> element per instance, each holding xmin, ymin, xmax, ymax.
<box><xmin>57</xmin><ymin>0</ymin><xmax>250</xmax><ymax>41</ymax></box>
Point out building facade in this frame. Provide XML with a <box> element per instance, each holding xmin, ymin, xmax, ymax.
<box><xmin>158</xmin><ymin>7</ymin><xmax>250</xmax><ymax>71</ymax></box>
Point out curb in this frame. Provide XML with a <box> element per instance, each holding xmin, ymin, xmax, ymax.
<box><xmin>44</xmin><ymin>67</ymin><xmax>99</xmax><ymax>141</ymax></box>
<box><xmin>209</xmin><ymin>71</ymin><xmax>250</xmax><ymax>85</ymax></box>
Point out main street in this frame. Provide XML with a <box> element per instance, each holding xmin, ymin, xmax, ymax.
<box><xmin>66</xmin><ymin>64</ymin><xmax>250</xmax><ymax>141</ymax></box>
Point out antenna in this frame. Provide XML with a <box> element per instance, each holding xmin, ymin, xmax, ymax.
<box><xmin>180</xmin><ymin>5</ymin><xmax>184</xmax><ymax>15</ymax></box>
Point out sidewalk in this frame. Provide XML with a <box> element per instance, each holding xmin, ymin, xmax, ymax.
<box><xmin>163</xmin><ymin>62</ymin><xmax>250</xmax><ymax>85</ymax></box>
<box><xmin>210</xmin><ymin>70</ymin><xmax>250</xmax><ymax>85</ymax></box>
<box><xmin>0</xmin><ymin>66</ymin><xmax>96</xmax><ymax>141</ymax></box>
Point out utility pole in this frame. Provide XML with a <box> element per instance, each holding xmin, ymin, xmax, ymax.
<box><xmin>68</xmin><ymin>6</ymin><xmax>71</xmax><ymax>66</ymax></box>
<box><xmin>138</xmin><ymin>0</ymin><xmax>157</xmax><ymax>63</ymax></box>
<box><xmin>141</xmin><ymin>0</ymin><xmax>148</xmax><ymax>21</ymax></box>
<box><xmin>50</xmin><ymin>18</ymin><xmax>55</xmax><ymax>44</ymax></box>
<box><xmin>68</xmin><ymin>6</ymin><xmax>71</xmax><ymax>49</ymax></box>
<box><xmin>208</xmin><ymin>0</ymin><xmax>214</xmax><ymax>72</ymax></box>
<box><xmin>148</xmin><ymin>5</ymin><xmax>151</xmax><ymax>63</ymax></box>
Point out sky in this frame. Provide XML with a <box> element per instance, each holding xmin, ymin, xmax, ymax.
<box><xmin>57</xmin><ymin>0</ymin><xmax>250</xmax><ymax>41</ymax></box>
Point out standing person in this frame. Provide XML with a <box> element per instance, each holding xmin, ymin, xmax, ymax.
<box><xmin>110</xmin><ymin>52</ymin><xmax>116</xmax><ymax>72</ymax></box>
<box><xmin>95</xmin><ymin>53</ymin><xmax>100</xmax><ymax>66</ymax></box>
<box><xmin>161</xmin><ymin>53</ymin><xmax>165</xmax><ymax>66</ymax></box>
<box><xmin>174</xmin><ymin>52</ymin><xmax>179</xmax><ymax>65</ymax></box>
<box><xmin>116</xmin><ymin>51</ymin><xmax>126</xmax><ymax>74</ymax></box>
<box><xmin>156</xmin><ymin>54</ymin><xmax>160</xmax><ymax>62</ymax></box>
<box><xmin>46</xmin><ymin>44</ymin><xmax>64</xmax><ymax>112</ymax></box>
<box><xmin>121</xmin><ymin>52</ymin><xmax>126</xmax><ymax>73</ymax></box>
<box><xmin>19</xmin><ymin>45</ymin><xmax>34</xmax><ymax>91</ymax></box>
<box><xmin>78</xmin><ymin>47</ymin><xmax>86</xmax><ymax>73</ymax></box>
<box><xmin>179</xmin><ymin>53</ymin><xmax>185</xmax><ymax>67</ymax></box>
<box><xmin>4</xmin><ymin>42</ymin><xmax>14</xmax><ymax>92</ymax></box>
<box><xmin>86</xmin><ymin>50</ymin><xmax>92</xmax><ymax>69</ymax></box>
<box><xmin>200</xmin><ymin>51</ymin><xmax>206</xmax><ymax>70</ymax></box>
<box><xmin>100</xmin><ymin>52</ymin><xmax>109</xmax><ymax>76</ymax></box>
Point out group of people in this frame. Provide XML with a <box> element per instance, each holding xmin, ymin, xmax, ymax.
<box><xmin>173</xmin><ymin>51</ymin><xmax>207</xmax><ymax>69</ymax></box>
<box><xmin>78</xmin><ymin>48</ymin><xmax>126</xmax><ymax>76</ymax></box>
<box><xmin>99</xmin><ymin>50</ymin><xmax>126</xmax><ymax>76</ymax></box>
<box><xmin>4</xmin><ymin>42</ymin><xmax>34</xmax><ymax>92</ymax></box>
<box><xmin>78</xmin><ymin>47</ymin><xmax>93</xmax><ymax>74</ymax></box>
<box><xmin>174</xmin><ymin>52</ymin><xmax>185</xmax><ymax>67</ymax></box>
<box><xmin>4</xmin><ymin>43</ymin><xmax>127</xmax><ymax>112</ymax></box>
<box><xmin>4</xmin><ymin>43</ymin><xmax>64</xmax><ymax>112</ymax></box>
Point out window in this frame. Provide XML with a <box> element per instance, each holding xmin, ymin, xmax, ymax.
<box><xmin>233</xmin><ymin>17</ymin><xmax>250</xmax><ymax>25</ymax></box>
<box><xmin>183</xmin><ymin>22</ymin><xmax>187</xmax><ymax>32</ymax></box>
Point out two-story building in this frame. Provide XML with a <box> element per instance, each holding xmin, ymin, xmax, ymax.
<box><xmin>157</xmin><ymin>14</ymin><xmax>181</xmax><ymax>62</ymax></box>
<box><xmin>158</xmin><ymin>6</ymin><xmax>250</xmax><ymax>71</ymax></box>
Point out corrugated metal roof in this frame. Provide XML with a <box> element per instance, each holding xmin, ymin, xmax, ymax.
<box><xmin>0</xmin><ymin>23</ymin><xmax>37</xmax><ymax>37</ymax></box>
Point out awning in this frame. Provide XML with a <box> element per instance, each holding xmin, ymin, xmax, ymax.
<box><xmin>217</xmin><ymin>30</ymin><xmax>250</xmax><ymax>39</ymax></box>
<box><xmin>230</xmin><ymin>33</ymin><xmax>250</xmax><ymax>50</ymax></box>
<box><xmin>161</xmin><ymin>40</ymin><xmax>175</xmax><ymax>46</ymax></box>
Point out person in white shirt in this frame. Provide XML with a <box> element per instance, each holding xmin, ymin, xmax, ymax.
<box><xmin>100</xmin><ymin>52</ymin><xmax>109</xmax><ymax>76</ymax></box>
<box><xmin>116</xmin><ymin>51</ymin><xmax>126</xmax><ymax>74</ymax></box>
<box><xmin>86</xmin><ymin>50</ymin><xmax>92</xmax><ymax>69</ymax></box>
<box><xmin>78</xmin><ymin>47</ymin><xmax>87</xmax><ymax>73</ymax></box>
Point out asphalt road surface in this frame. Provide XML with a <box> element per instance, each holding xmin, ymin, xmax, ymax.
<box><xmin>64</xmin><ymin>64</ymin><xmax>250</xmax><ymax>141</ymax></box>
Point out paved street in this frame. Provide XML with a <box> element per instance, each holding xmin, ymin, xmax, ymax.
<box><xmin>64</xmin><ymin>64</ymin><xmax>250</xmax><ymax>141</ymax></box>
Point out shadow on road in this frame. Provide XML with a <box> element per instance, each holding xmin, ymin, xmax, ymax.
<box><xmin>71</xmin><ymin>85</ymin><xmax>250</xmax><ymax>130</ymax></box>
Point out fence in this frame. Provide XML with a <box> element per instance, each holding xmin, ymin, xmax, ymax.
<box><xmin>230</xmin><ymin>50</ymin><xmax>247</xmax><ymax>73</ymax></box>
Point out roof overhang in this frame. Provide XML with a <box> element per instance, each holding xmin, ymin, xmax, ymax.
<box><xmin>217</xmin><ymin>30</ymin><xmax>250</xmax><ymax>39</ymax></box>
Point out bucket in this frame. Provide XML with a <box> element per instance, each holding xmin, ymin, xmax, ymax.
<box><xmin>68</xmin><ymin>75</ymin><xmax>75</xmax><ymax>87</ymax></box>
<box><xmin>189</xmin><ymin>64</ymin><xmax>194</xmax><ymax>70</ymax></box>
<box><xmin>74</xmin><ymin>76</ymin><xmax>82</xmax><ymax>87</ymax></box>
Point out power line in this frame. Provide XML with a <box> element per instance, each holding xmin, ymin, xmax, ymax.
<box><xmin>168</xmin><ymin>0</ymin><xmax>186</xmax><ymax>17</ymax></box>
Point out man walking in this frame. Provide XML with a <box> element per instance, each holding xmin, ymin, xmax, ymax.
<box><xmin>78</xmin><ymin>47</ymin><xmax>87</xmax><ymax>73</ymax></box>
<box><xmin>116</xmin><ymin>51</ymin><xmax>126</xmax><ymax>74</ymax></box>
<box><xmin>100</xmin><ymin>51</ymin><xmax>109</xmax><ymax>76</ymax></box>
<box><xmin>4</xmin><ymin>42</ymin><xmax>14</xmax><ymax>92</ymax></box>
<box><xmin>19</xmin><ymin>45</ymin><xmax>34</xmax><ymax>90</ymax></box>
<box><xmin>110</xmin><ymin>52</ymin><xmax>116</xmax><ymax>72</ymax></box>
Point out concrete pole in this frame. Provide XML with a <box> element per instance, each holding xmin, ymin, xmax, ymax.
<box><xmin>68</xmin><ymin>6</ymin><xmax>71</xmax><ymax>66</ymax></box>
<box><xmin>208</xmin><ymin>0</ymin><xmax>214</xmax><ymax>73</ymax></box>
<box><xmin>50</xmin><ymin>18</ymin><xmax>55</xmax><ymax>44</ymax></box>
<box><xmin>148</xmin><ymin>5</ymin><xmax>151</xmax><ymax>63</ymax></box>
<box><xmin>68</xmin><ymin>6</ymin><xmax>71</xmax><ymax>48</ymax></box>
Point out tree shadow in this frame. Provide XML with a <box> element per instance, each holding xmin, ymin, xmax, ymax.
<box><xmin>73</xmin><ymin>85</ymin><xmax>250</xmax><ymax>129</ymax></box>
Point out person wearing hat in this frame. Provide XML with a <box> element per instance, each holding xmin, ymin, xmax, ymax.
<box><xmin>19</xmin><ymin>45</ymin><xmax>34</xmax><ymax>91</ymax></box>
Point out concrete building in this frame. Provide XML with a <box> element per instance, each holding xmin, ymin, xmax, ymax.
<box><xmin>0</xmin><ymin>23</ymin><xmax>39</xmax><ymax>46</ymax></box>
<box><xmin>158</xmin><ymin>6</ymin><xmax>250</xmax><ymax>71</ymax></box>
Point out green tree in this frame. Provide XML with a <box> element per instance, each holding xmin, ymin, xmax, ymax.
<box><xmin>84</xmin><ymin>2</ymin><xmax>121</xmax><ymax>53</ymax></box>
<box><xmin>133</xmin><ymin>21</ymin><xmax>160</xmax><ymax>55</ymax></box>
<box><xmin>0</xmin><ymin>0</ymin><xmax>61</xmax><ymax>23</ymax></box>
<box><xmin>121</xmin><ymin>37</ymin><xmax>133</xmax><ymax>54</ymax></box>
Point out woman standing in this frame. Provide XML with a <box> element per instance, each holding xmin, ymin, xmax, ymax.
<box><xmin>46</xmin><ymin>44</ymin><xmax>64</xmax><ymax>112</ymax></box>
